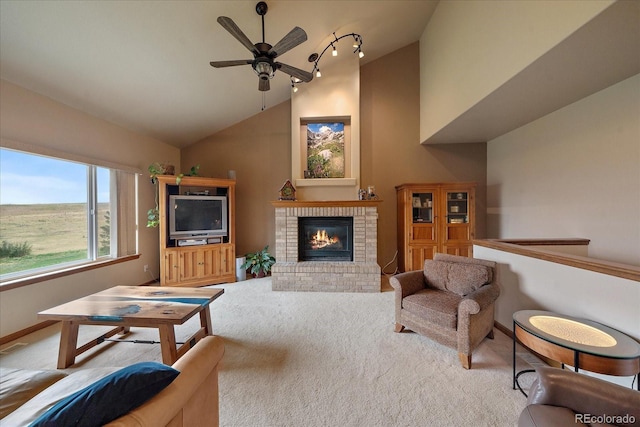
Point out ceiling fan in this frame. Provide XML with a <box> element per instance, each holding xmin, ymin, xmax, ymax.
<box><xmin>210</xmin><ymin>1</ymin><xmax>313</xmax><ymax>92</ymax></box>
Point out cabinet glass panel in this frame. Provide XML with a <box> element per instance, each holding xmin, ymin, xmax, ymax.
<box><xmin>446</xmin><ymin>191</ymin><xmax>469</xmax><ymax>224</ymax></box>
<box><xmin>412</xmin><ymin>192</ymin><xmax>433</xmax><ymax>223</ymax></box>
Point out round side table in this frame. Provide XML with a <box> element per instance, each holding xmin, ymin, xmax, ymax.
<box><xmin>512</xmin><ymin>310</ymin><xmax>640</xmax><ymax>396</ymax></box>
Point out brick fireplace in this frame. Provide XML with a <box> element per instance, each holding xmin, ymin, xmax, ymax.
<box><xmin>271</xmin><ymin>200</ymin><xmax>381</xmax><ymax>292</ymax></box>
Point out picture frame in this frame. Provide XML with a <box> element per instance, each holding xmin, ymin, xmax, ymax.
<box><xmin>304</xmin><ymin>121</ymin><xmax>345</xmax><ymax>178</ymax></box>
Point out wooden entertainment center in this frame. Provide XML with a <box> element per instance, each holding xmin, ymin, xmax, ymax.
<box><xmin>157</xmin><ymin>175</ymin><xmax>236</xmax><ymax>287</ymax></box>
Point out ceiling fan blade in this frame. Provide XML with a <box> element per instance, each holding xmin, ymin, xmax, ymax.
<box><xmin>217</xmin><ymin>16</ymin><xmax>259</xmax><ymax>56</ymax></box>
<box><xmin>210</xmin><ymin>59</ymin><xmax>253</xmax><ymax>68</ymax></box>
<box><xmin>276</xmin><ymin>62</ymin><xmax>313</xmax><ymax>83</ymax></box>
<box><xmin>268</xmin><ymin>27</ymin><xmax>307</xmax><ymax>57</ymax></box>
<box><xmin>258</xmin><ymin>78</ymin><xmax>270</xmax><ymax>92</ymax></box>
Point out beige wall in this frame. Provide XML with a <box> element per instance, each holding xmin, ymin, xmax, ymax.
<box><xmin>181</xmin><ymin>102</ymin><xmax>291</xmax><ymax>257</ymax></box>
<box><xmin>361</xmin><ymin>43</ymin><xmax>487</xmax><ymax>271</ymax></box>
<box><xmin>0</xmin><ymin>79</ymin><xmax>179</xmax><ymax>337</ymax></box>
<box><xmin>419</xmin><ymin>0</ymin><xmax>613</xmax><ymax>142</ymax></box>
<box><xmin>184</xmin><ymin>43</ymin><xmax>488</xmax><ymax>271</ymax></box>
<box><xmin>475</xmin><ymin>244</ymin><xmax>639</xmax><ymax>387</ymax></box>
<box><xmin>291</xmin><ymin>55</ymin><xmax>360</xmax><ymax>200</ymax></box>
<box><xmin>487</xmin><ymin>74</ymin><xmax>640</xmax><ymax>266</ymax></box>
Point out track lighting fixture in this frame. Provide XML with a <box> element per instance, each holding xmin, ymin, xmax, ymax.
<box><xmin>292</xmin><ymin>31</ymin><xmax>363</xmax><ymax>91</ymax></box>
<box><xmin>302</xmin><ymin>31</ymin><xmax>363</xmax><ymax>85</ymax></box>
<box><xmin>291</xmin><ymin>77</ymin><xmax>301</xmax><ymax>93</ymax></box>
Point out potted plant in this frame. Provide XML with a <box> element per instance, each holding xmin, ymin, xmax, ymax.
<box><xmin>175</xmin><ymin>164</ymin><xmax>200</xmax><ymax>185</ymax></box>
<box><xmin>148</xmin><ymin>162</ymin><xmax>175</xmax><ymax>183</ymax></box>
<box><xmin>147</xmin><ymin>163</ymin><xmax>200</xmax><ymax>228</ymax></box>
<box><xmin>147</xmin><ymin>163</ymin><xmax>174</xmax><ymax>228</ymax></box>
<box><xmin>241</xmin><ymin>245</ymin><xmax>276</xmax><ymax>278</ymax></box>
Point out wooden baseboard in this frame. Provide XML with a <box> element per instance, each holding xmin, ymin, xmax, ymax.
<box><xmin>494</xmin><ymin>320</ymin><xmax>558</xmax><ymax>368</ymax></box>
<box><xmin>1</xmin><ymin>282</ymin><xmax>157</xmax><ymax>346</ymax></box>
<box><xmin>0</xmin><ymin>320</ymin><xmax>58</xmax><ymax>346</ymax></box>
<box><xmin>494</xmin><ymin>321</ymin><xmax>512</xmax><ymax>339</ymax></box>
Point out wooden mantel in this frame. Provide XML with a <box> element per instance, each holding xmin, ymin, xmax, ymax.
<box><xmin>271</xmin><ymin>200</ymin><xmax>382</xmax><ymax>208</ymax></box>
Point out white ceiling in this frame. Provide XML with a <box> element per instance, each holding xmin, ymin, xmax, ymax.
<box><xmin>0</xmin><ymin>0</ymin><xmax>438</xmax><ymax>148</ymax></box>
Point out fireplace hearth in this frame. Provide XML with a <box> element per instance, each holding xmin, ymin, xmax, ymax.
<box><xmin>298</xmin><ymin>217</ymin><xmax>353</xmax><ymax>261</ymax></box>
<box><xmin>271</xmin><ymin>200</ymin><xmax>381</xmax><ymax>292</ymax></box>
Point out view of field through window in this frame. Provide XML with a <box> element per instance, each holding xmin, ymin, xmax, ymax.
<box><xmin>0</xmin><ymin>149</ymin><xmax>111</xmax><ymax>276</ymax></box>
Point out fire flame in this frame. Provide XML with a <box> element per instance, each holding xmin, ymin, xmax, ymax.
<box><xmin>310</xmin><ymin>229</ymin><xmax>340</xmax><ymax>249</ymax></box>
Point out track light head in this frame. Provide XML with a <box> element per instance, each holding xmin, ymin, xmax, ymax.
<box><xmin>301</xmin><ymin>32</ymin><xmax>362</xmax><ymax>85</ymax></box>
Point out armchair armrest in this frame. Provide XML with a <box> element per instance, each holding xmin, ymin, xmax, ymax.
<box><xmin>106</xmin><ymin>336</ymin><xmax>225</xmax><ymax>427</ymax></box>
<box><xmin>389</xmin><ymin>270</ymin><xmax>425</xmax><ymax>298</ymax></box>
<box><xmin>458</xmin><ymin>282</ymin><xmax>500</xmax><ymax>316</ymax></box>
<box><xmin>390</xmin><ymin>271</ymin><xmax>426</xmax><ymax>328</ymax></box>
<box><xmin>527</xmin><ymin>367</ymin><xmax>640</xmax><ymax>420</ymax></box>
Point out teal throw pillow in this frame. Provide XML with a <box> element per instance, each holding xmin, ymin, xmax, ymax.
<box><xmin>29</xmin><ymin>361</ymin><xmax>179</xmax><ymax>427</ymax></box>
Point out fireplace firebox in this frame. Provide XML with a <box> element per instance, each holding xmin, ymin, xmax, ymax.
<box><xmin>298</xmin><ymin>217</ymin><xmax>353</xmax><ymax>261</ymax></box>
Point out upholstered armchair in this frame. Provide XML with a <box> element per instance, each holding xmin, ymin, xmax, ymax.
<box><xmin>390</xmin><ymin>253</ymin><xmax>500</xmax><ymax>369</ymax></box>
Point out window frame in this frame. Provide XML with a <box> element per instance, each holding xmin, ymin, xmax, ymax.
<box><xmin>0</xmin><ymin>145</ymin><xmax>141</xmax><ymax>289</ymax></box>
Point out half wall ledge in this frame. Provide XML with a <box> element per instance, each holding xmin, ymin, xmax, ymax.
<box><xmin>473</xmin><ymin>239</ymin><xmax>639</xmax><ymax>282</ymax></box>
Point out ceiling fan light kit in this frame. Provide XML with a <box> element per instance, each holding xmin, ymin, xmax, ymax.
<box><xmin>210</xmin><ymin>1</ymin><xmax>312</xmax><ymax>92</ymax></box>
<box><xmin>209</xmin><ymin>1</ymin><xmax>364</xmax><ymax>94</ymax></box>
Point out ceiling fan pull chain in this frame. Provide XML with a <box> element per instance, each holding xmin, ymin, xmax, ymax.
<box><xmin>261</xmin><ymin>92</ymin><xmax>266</xmax><ymax>111</ymax></box>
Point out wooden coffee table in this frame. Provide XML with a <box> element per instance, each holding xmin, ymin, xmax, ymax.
<box><xmin>38</xmin><ymin>285</ymin><xmax>224</xmax><ymax>368</ymax></box>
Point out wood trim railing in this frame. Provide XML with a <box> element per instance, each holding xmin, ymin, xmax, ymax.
<box><xmin>473</xmin><ymin>239</ymin><xmax>640</xmax><ymax>282</ymax></box>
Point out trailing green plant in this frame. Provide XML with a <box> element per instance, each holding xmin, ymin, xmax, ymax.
<box><xmin>0</xmin><ymin>240</ymin><xmax>32</xmax><ymax>258</ymax></box>
<box><xmin>148</xmin><ymin>162</ymin><xmax>175</xmax><ymax>184</ymax></box>
<box><xmin>241</xmin><ymin>245</ymin><xmax>276</xmax><ymax>277</ymax></box>
<box><xmin>147</xmin><ymin>163</ymin><xmax>200</xmax><ymax>227</ymax></box>
<box><xmin>147</xmin><ymin>207</ymin><xmax>160</xmax><ymax>228</ymax></box>
<box><xmin>175</xmin><ymin>164</ymin><xmax>200</xmax><ymax>185</ymax></box>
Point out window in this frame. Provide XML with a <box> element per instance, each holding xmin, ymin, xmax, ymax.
<box><xmin>0</xmin><ymin>148</ymin><xmax>138</xmax><ymax>280</ymax></box>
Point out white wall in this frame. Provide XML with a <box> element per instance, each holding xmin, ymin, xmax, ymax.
<box><xmin>419</xmin><ymin>0</ymin><xmax>613</xmax><ymax>142</ymax></box>
<box><xmin>487</xmin><ymin>74</ymin><xmax>640</xmax><ymax>266</ymax></box>
<box><xmin>475</xmin><ymin>244</ymin><xmax>639</xmax><ymax>387</ymax></box>
<box><xmin>0</xmin><ymin>79</ymin><xmax>179</xmax><ymax>337</ymax></box>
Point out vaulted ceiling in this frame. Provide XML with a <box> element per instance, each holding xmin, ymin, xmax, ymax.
<box><xmin>0</xmin><ymin>1</ymin><xmax>438</xmax><ymax>148</ymax></box>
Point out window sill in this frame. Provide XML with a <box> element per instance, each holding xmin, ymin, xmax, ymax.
<box><xmin>0</xmin><ymin>254</ymin><xmax>141</xmax><ymax>292</ymax></box>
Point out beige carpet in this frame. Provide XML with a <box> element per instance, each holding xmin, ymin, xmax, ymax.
<box><xmin>1</xmin><ymin>277</ymin><xmax>538</xmax><ymax>426</ymax></box>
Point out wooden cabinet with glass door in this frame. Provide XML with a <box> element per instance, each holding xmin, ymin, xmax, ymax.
<box><xmin>396</xmin><ymin>183</ymin><xmax>476</xmax><ymax>272</ymax></box>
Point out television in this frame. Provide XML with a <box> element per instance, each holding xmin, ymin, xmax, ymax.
<box><xmin>169</xmin><ymin>195</ymin><xmax>228</xmax><ymax>240</ymax></box>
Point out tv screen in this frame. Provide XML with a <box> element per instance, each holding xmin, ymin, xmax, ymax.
<box><xmin>169</xmin><ymin>195</ymin><xmax>228</xmax><ymax>239</ymax></box>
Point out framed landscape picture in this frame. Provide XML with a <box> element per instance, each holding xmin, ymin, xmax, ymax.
<box><xmin>306</xmin><ymin>122</ymin><xmax>345</xmax><ymax>178</ymax></box>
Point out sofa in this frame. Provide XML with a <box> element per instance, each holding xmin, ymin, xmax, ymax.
<box><xmin>1</xmin><ymin>335</ymin><xmax>224</xmax><ymax>426</ymax></box>
<box><xmin>390</xmin><ymin>253</ymin><xmax>500</xmax><ymax>369</ymax></box>
<box><xmin>519</xmin><ymin>366</ymin><xmax>640</xmax><ymax>427</ymax></box>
